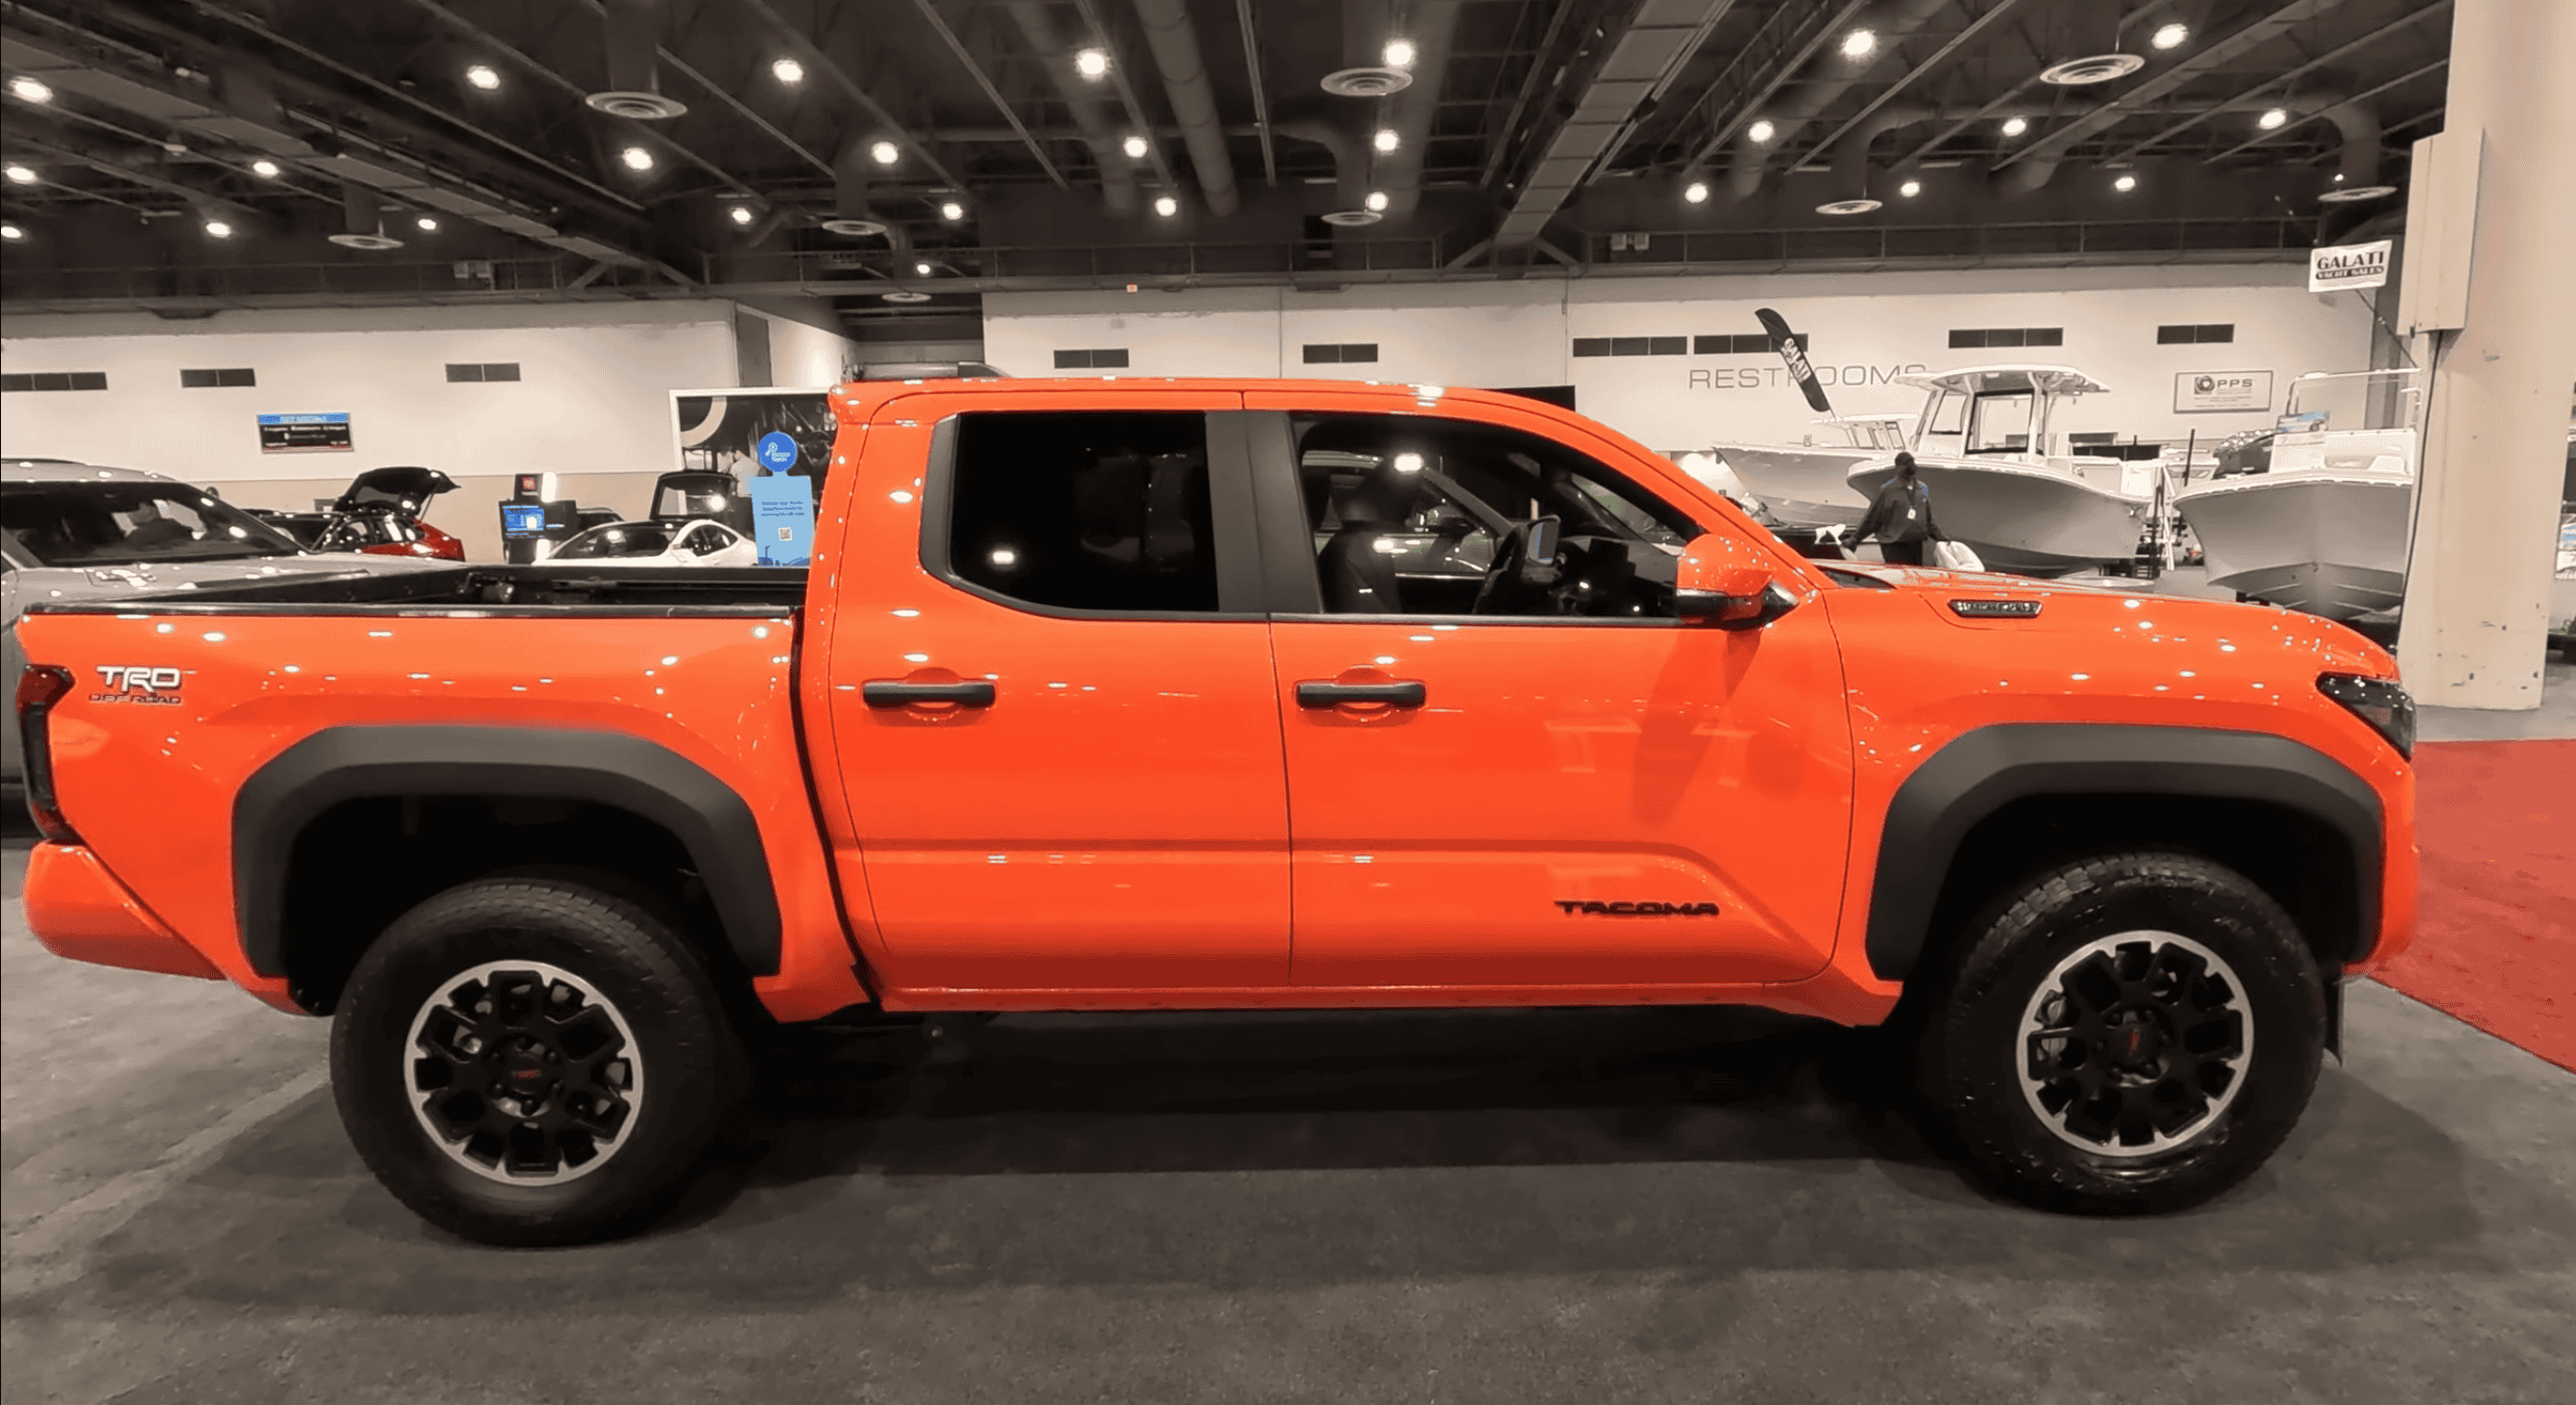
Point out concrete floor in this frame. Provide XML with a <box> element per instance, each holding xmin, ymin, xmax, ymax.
<box><xmin>5</xmin><ymin>842</ymin><xmax>2573</xmax><ymax>1404</ymax></box>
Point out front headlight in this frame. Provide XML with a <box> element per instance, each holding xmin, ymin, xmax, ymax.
<box><xmin>2316</xmin><ymin>673</ymin><xmax>2415</xmax><ymax>759</ymax></box>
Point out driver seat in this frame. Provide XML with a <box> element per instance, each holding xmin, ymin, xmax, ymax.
<box><xmin>1314</xmin><ymin>463</ymin><xmax>1422</xmax><ymax>613</ymax></box>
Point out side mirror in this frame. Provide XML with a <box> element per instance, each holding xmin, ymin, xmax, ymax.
<box><xmin>1676</xmin><ymin>556</ymin><xmax>1797</xmax><ymax>630</ymax></box>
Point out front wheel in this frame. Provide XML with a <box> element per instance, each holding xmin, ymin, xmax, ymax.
<box><xmin>1921</xmin><ymin>851</ymin><xmax>2326</xmax><ymax>1215</ymax></box>
<box><xmin>329</xmin><ymin>876</ymin><xmax>743</xmax><ymax>1245</ymax></box>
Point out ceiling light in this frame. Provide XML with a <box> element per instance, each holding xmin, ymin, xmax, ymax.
<box><xmin>939</xmin><ymin>200</ymin><xmax>964</xmax><ymax>221</ymax></box>
<box><xmin>0</xmin><ymin>223</ymin><xmax>22</xmax><ymax>241</ymax></box>
<box><xmin>1383</xmin><ymin>38</ymin><xmax>1416</xmax><ymax>68</ymax></box>
<box><xmin>914</xmin><ymin>260</ymin><xmax>933</xmax><ymax>276</ymax></box>
<box><xmin>3</xmin><ymin>165</ymin><xmax>33</xmax><ymax>184</ymax></box>
<box><xmin>1153</xmin><ymin>194</ymin><xmax>1178</xmax><ymax>217</ymax></box>
<box><xmin>2152</xmin><ymin>22</ymin><xmax>2189</xmax><ymax>49</ymax></box>
<box><xmin>464</xmin><ymin>64</ymin><xmax>500</xmax><ymax>91</ymax></box>
<box><xmin>729</xmin><ymin>205</ymin><xmax>755</xmax><ymax>225</ymax></box>
<box><xmin>1122</xmin><ymin>134</ymin><xmax>1148</xmax><ymax>159</ymax></box>
<box><xmin>620</xmin><ymin>146</ymin><xmax>654</xmax><ymax>171</ymax></box>
<box><xmin>1683</xmin><ymin>180</ymin><xmax>1709</xmax><ymax>204</ymax></box>
<box><xmin>250</xmin><ymin>159</ymin><xmax>280</xmax><ymax>178</ymax></box>
<box><xmin>1899</xmin><ymin>178</ymin><xmax>1922</xmax><ymax>198</ymax></box>
<box><xmin>415</xmin><ymin>215</ymin><xmax>439</xmax><ymax>231</ymax></box>
<box><xmin>1374</xmin><ymin>127</ymin><xmax>1399</xmax><ymax>153</ymax></box>
<box><xmin>2258</xmin><ymin>107</ymin><xmax>2288</xmax><ymax>129</ymax></box>
<box><xmin>1364</xmin><ymin>189</ymin><xmax>1389</xmax><ymax>212</ymax></box>
<box><xmin>2001</xmin><ymin>116</ymin><xmax>2029</xmax><ymax>137</ymax></box>
<box><xmin>204</xmin><ymin>219</ymin><xmax>234</xmax><ymax>239</ymax></box>
<box><xmin>771</xmin><ymin>56</ymin><xmax>804</xmax><ymax>85</ymax></box>
<box><xmin>10</xmin><ymin>77</ymin><xmax>56</xmax><ymax>104</ymax></box>
<box><xmin>1075</xmin><ymin>47</ymin><xmax>1109</xmax><ymax>79</ymax></box>
<box><xmin>1747</xmin><ymin>119</ymin><xmax>1775</xmax><ymax>143</ymax></box>
<box><xmin>871</xmin><ymin>140</ymin><xmax>900</xmax><ymax>165</ymax></box>
<box><xmin>1841</xmin><ymin>29</ymin><xmax>1877</xmax><ymax>59</ymax></box>
<box><xmin>2114</xmin><ymin>173</ymin><xmax>2138</xmax><ymax>192</ymax></box>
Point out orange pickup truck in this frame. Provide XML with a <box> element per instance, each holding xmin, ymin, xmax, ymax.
<box><xmin>15</xmin><ymin>378</ymin><xmax>2418</xmax><ymax>1244</ymax></box>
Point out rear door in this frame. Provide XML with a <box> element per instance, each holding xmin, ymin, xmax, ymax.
<box><xmin>818</xmin><ymin>390</ymin><xmax>1291</xmax><ymax>993</ymax></box>
<box><xmin>1245</xmin><ymin>391</ymin><xmax>1855</xmax><ymax>990</ymax></box>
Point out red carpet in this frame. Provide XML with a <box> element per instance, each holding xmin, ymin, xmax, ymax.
<box><xmin>2372</xmin><ymin>739</ymin><xmax>2576</xmax><ymax>1073</ymax></box>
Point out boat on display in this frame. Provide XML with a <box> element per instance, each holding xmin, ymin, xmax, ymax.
<box><xmin>1845</xmin><ymin>365</ymin><xmax>2153</xmax><ymax>576</ymax></box>
<box><xmin>1708</xmin><ymin>412</ymin><xmax>1913</xmax><ymax>528</ymax></box>
<box><xmin>2169</xmin><ymin>369</ymin><xmax>2422</xmax><ymax>621</ymax></box>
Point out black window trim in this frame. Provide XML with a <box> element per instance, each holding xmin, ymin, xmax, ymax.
<box><xmin>1238</xmin><ymin>407</ymin><xmax>1708</xmax><ymax>625</ymax></box>
<box><xmin>915</xmin><ymin>408</ymin><xmax>1270</xmax><ymax>623</ymax></box>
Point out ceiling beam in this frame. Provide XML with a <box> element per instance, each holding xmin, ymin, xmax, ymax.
<box><xmin>637</xmin><ymin>27</ymin><xmax>833</xmax><ymax>178</ymax></box>
<box><xmin>1783</xmin><ymin>0</ymin><xmax>2037</xmax><ymax>172</ymax></box>
<box><xmin>1066</xmin><ymin>0</ymin><xmax>1182</xmax><ymax>193</ymax></box>
<box><xmin>1678</xmin><ymin>0</ymin><xmax>1872</xmax><ymax>172</ymax></box>
<box><xmin>1478</xmin><ymin>0</ymin><xmax>1582</xmax><ymax>188</ymax></box>
<box><xmin>734</xmin><ymin>0</ymin><xmax>973</xmax><ymax>191</ymax></box>
<box><xmin>907</xmin><ymin>0</ymin><xmax>1067</xmax><ymax>189</ymax></box>
<box><xmin>1991</xmin><ymin>0</ymin><xmax>2362</xmax><ymax>173</ymax></box>
<box><xmin>2109</xmin><ymin>0</ymin><xmax>2453</xmax><ymax>162</ymax></box>
<box><xmin>1234</xmin><ymin>0</ymin><xmax>1275</xmax><ymax>185</ymax></box>
<box><xmin>2202</xmin><ymin>57</ymin><xmax>2448</xmax><ymax>165</ymax></box>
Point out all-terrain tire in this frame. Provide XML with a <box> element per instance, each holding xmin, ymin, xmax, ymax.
<box><xmin>1921</xmin><ymin>851</ymin><xmax>2325</xmax><ymax>1215</ymax></box>
<box><xmin>329</xmin><ymin>875</ymin><xmax>744</xmax><ymax>1246</ymax></box>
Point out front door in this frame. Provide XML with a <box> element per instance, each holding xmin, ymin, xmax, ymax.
<box><xmin>1247</xmin><ymin>394</ymin><xmax>1854</xmax><ymax>990</ymax></box>
<box><xmin>821</xmin><ymin>393</ymin><xmax>1291</xmax><ymax>993</ymax></box>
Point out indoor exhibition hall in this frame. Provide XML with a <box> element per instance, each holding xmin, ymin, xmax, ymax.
<box><xmin>1</xmin><ymin>0</ymin><xmax>2569</xmax><ymax>1400</ymax></box>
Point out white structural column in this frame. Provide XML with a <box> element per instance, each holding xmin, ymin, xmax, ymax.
<box><xmin>2394</xmin><ymin>0</ymin><xmax>2576</xmax><ymax>709</ymax></box>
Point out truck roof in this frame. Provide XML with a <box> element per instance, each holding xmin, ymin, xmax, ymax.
<box><xmin>823</xmin><ymin>376</ymin><xmax>1560</xmax><ymax>423</ymax></box>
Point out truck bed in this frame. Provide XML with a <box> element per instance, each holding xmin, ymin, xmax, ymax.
<box><xmin>22</xmin><ymin>564</ymin><xmax>808</xmax><ymax>618</ymax></box>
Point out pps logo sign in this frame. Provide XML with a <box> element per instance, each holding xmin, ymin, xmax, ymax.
<box><xmin>92</xmin><ymin>666</ymin><xmax>184</xmax><ymax>704</ymax></box>
<box><xmin>2172</xmin><ymin>369</ymin><xmax>2274</xmax><ymax>414</ymax></box>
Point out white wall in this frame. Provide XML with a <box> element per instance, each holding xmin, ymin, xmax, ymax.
<box><xmin>739</xmin><ymin>305</ymin><xmax>861</xmax><ymax>386</ymax></box>
<box><xmin>985</xmin><ymin>266</ymin><xmax>2378</xmax><ymax>453</ymax></box>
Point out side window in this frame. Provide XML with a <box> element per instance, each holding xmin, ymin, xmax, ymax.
<box><xmin>1292</xmin><ymin>413</ymin><xmax>1701</xmax><ymax>620</ymax></box>
<box><xmin>689</xmin><ymin>525</ymin><xmax>730</xmax><ymax>556</ymax></box>
<box><xmin>945</xmin><ymin>411</ymin><xmax>1222</xmax><ymax>614</ymax></box>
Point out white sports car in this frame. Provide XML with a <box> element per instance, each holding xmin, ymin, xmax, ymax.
<box><xmin>549</xmin><ymin>517</ymin><xmax>760</xmax><ymax>568</ymax></box>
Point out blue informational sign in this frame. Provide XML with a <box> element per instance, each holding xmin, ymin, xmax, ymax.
<box><xmin>257</xmin><ymin>412</ymin><xmax>354</xmax><ymax>453</ymax></box>
<box><xmin>754</xmin><ymin>431</ymin><xmax>801</xmax><ymax>472</ymax></box>
<box><xmin>747</xmin><ymin>473</ymin><xmax>816</xmax><ymax>567</ymax></box>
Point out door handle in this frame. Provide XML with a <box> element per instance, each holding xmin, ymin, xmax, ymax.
<box><xmin>1296</xmin><ymin>679</ymin><xmax>1427</xmax><ymax>708</ymax></box>
<box><xmin>862</xmin><ymin>679</ymin><xmax>996</xmax><ymax>708</ymax></box>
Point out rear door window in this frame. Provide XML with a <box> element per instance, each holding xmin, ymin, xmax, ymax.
<box><xmin>937</xmin><ymin>411</ymin><xmax>1228</xmax><ymax>615</ymax></box>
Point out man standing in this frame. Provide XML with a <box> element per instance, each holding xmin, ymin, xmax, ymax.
<box><xmin>1854</xmin><ymin>451</ymin><xmax>1943</xmax><ymax>566</ymax></box>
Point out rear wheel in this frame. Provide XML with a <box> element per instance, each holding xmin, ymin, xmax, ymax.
<box><xmin>329</xmin><ymin>876</ymin><xmax>743</xmax><ymax>1245</ymax></box>
<box><xmin>1921</xmin><ymin>851</ymin><xmax>2325</xmax><ymax>1214</ymax></box>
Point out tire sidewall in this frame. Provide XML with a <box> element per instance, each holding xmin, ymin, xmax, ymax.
<box><xmin>1939</xmin><ymin>856</ymin><xmax>2326</xmax><ymax>1211</ymax></box>
<box><xmin>331</xmin><ymin>881</ymin><xmax>735</xmax><ymax>1244</ymax></box>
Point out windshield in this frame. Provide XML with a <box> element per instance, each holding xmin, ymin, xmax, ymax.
<box><xmin>555</xmin><ymin>523</ymin><xmax>670</xmax><ymax>559</ymax></box>
<box><xmin>0</xmin><ymin>481</ymin><xmax>304</xmax><ymax>566</ymax></box>
<box><xmin>2286</xmin><ymin>370</ymin><xmax>2421</xmax><ymax>433</ymax></box>
<box><xmin>1966</xmin><ymin>391</ymin><xmax>2037</xmax><ymax>454</ymax></box>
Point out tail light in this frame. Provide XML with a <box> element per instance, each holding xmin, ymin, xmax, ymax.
<box><xmin>14</xmin><ymin>665</ymin><xmax>82</xmax><ymax>844</ymax></box>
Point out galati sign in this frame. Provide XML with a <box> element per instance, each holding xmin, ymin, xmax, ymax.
<box><xmin>2308</xmin><ymin>239</ymin><xmax>2391</xmax><ymax>293</ymax></box>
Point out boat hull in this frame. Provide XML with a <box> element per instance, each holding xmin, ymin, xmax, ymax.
<box><xmin>2172</xmin><ymin>472</ymin><xmax>2413</xmax><ymax>621</ymax></box>
<box><xmin>1712</xmin><ymin>443</ymin><xmax>1872</xmax><ymax>527</ymax></box>
<box><xmin>1848</xmin><ymin>458</ymin><xmax>2148</xmax><ymax>575</ymax></box>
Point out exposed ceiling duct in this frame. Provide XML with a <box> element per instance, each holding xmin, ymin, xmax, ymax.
<box><xmin>328</xmin><ymin>185</ymin><xmax>405</xmax><ymax>251</ymax></box>
<box><xmin>1273</xmin><ymin>112</ymin><xmax>1367</xmax><ymax>213</ymax></box>
<box><xmin>1007</xmin><ymin>2</ymin><xmax>1139</xmax><ymax>216</ymax></box>
<box><xmin>825</xmin><ymin>135</ymin><xmax>909</xmax><ymax>251</ymax></box>
<box><xmin>1722</xmin><ymin>0</ymin><xmax>1951</xmax><ymax>203</ymax></box>
<box><xmin>2325</xmin><ymin>98</ymin><xmax>2382</xmax><ymax>189</ymax></box>
<box><xmin>1824</xmin><ymin>102</ymin><xmax>1932</xmax><ymax>207</ymax></box>
<box><xmin>586</xmin><ymin>0</ymin><xmax>686</xmax><ymax>120</ymax></box>
<box><xmin>1494</xmin><ymin>0</ymin><xmax>1735</xmax><ymax>246</ymax></box>
<box><xmin>1131</xmin><ymin>0</ymin><xmax>1238</xmax><ymax>217</ymax></box>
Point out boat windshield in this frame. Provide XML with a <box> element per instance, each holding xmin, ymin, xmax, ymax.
<box><xmin>1917</xmin><ymin>390</ymin><xmax>1966</xmax><ymax>445</ymax></box>
<box><xmin>1842</xmin><ymin>419</ymin><xmax>1909</xmax><ymax>450</ymax></box>
<box><xmin>2286</xmin><ymin>369</ymin><xmax>2420</xmax><ymax>433</ymax></box>
<box><xmin>1965</xmin><ymin>390</ymin><xmax>2037</xmax><ymax>454</ymax></box>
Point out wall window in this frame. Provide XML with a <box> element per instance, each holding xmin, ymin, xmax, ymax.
<box><xmin>1291</xmin><ymin>413</ymin><xmax>1700</xmax><ymax>619</ymax></box>
<box><xmin>1052</xmin><ymin>348</ymin><xmax>1131</xmax><ymax>369</ymax></box>
<box><xmin>945</xmin><ymin>411</ymin><xmax>1220</xmax><ymax>614</ymax></box>
<box><xmin>2156</xmin><ymin>324</ymin><xmax>2236</xmax><ymax>344</ymax></box>
<box><xmin>1301</xmin><ymin>343</ymin><xmax>1380</xmax><ymax>364</ymax></box>
<box><xmin>444</xmin><ymin>362</ymin><xmax>522</xmax><ymax>383</ymax></box>
<box><xmin>0</xmin><ymin>372</ymin><xmax>109</xmax><ymax>392</ymax></box>
<box><xmin>1693</xmin><ymin>333</ymin><xmax>1808</xmax><ymax>356</ymax></box>
<box><xmin>1571</xmin><ymin>336</ymin><xmax>1688</xmax><ymax>358</ymax></box>
<box><xmin>179</xmin><ymin>367</ymin><xmax>257</xmax><ymax>387</ymax></box>
<box><xmin>1948</xmin><ymin>328</ymin><xmax>2063</xmax><ymax>349</ymax></box>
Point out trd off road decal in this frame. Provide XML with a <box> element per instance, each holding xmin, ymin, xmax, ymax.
<box><xmin>1555</xmin><ymin>901</ymin><xmax>1721</xmax><ymax>916</ymax></box>
<box><xmin>91</xmin><ymin>666</ymin><xmax>184</xmax><ymax>704</ymax></box>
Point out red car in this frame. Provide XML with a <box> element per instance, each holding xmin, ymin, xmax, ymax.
<box><xmin>16</xmin><ymin>378</ymin><xmax>2416</xmax><ymax>1244</ymax></box>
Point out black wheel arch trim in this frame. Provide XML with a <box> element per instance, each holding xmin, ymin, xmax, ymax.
<box><xmin>233</xmin><ymin>726</ymin><xmax>781</xmax><ymax>980</ymax></box>
<box><xmin>1867</xmin><ymin>724</ymin><xmax>2384</xmax><ymax>982</ymax></box>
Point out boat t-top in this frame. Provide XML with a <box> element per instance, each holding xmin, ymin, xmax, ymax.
<box><xmin>1847</xmin><ymin>364</ymin><xmax>2154</xmax><ymax>575</ymax></box>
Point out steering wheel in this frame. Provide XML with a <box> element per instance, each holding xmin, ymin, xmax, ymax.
<box><xmin>1472</xmin><ymin>522</ymin><xmax>1564</xmax><ymax>616</ymax></box>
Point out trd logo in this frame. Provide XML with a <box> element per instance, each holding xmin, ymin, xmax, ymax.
<box><xmin>94</xmin><ymin>666</ymin><xmax>182</xmax><ymax>694</ymax></box>
<box><xmin>1555</xmin><ymin>900</ymin><xmax>1721</xmax><ymax>916</ymax></box>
